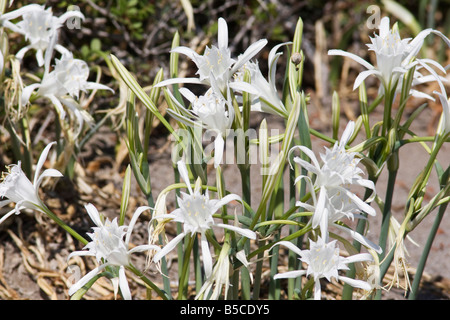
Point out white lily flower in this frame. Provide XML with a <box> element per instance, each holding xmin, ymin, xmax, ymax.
<box><xmin>0</xmin><ymin>4</ymin><xmax>84</xmax><ymax>66</ymax></box>
<box><xmin>0</xmin><ymin>141</ymin><xmax>62</xmax><ymax>224</ymax></box>
<box><xmin>21</xmin><ymin>36</ymin><xmax>113</xmax><ymax>137</ymax></box>
<box><xmin>329</xmin><ymin>17</ymin><xmax>450</xmax><ymax>98</ymax></box>
<box><xmin>152</xmin><ymin>160</ymin><xmax>256</xmax><ymax>278</ymax></box>
<box><xmin>235</xmin><ymin>42</ymin><xmax>291</xmax><ymax>118</ymax></box>
<box><xmin>166</xmin><ymin>86</ymin><xmax>234</xmax><ymax>168</ymax></box>
<box><xmin>273</xmin><ymin>237</ymin><xmax>373</xmax><ymax>300</ymax></box>
<box><xmin>67</xmin><ymin>204</ymin><xmax>159</xmax><ymax>300</ymax></box>
<box><xmin>156</xmin><ymin>17</ymin><xmax>266</xmax><ymax>95</ymax></box>
<box><xmin>292</xmin><ymin>121</ymin><xmax>376</xmax><ymax>232</ymax></box>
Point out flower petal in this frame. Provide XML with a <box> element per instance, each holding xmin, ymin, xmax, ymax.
<box><xmin>68</xmin><ymin>263</ymin><xmax>108</xmax><ymax>296</ymax></box>
<box><xmin>33</xmin><ymin>142</ymin><xmax>57</xmax><ymax>186</ymax></box>
<box><xmin>119</xmin><ymin>266</ymin><xmax>132</xmax><ymax>300</ymax></box>
<box><xmin>216</xmin><ymin>223</ymin><xmax>256</xmax><ymax>240</ymax></box>
<box><xmin>328</xmin><ymin>49</ymin><xmax>374</xmax><ymax>71</ymax></box>
<box><xmin>153</xmin><ymin>232</ymin><xmax>186</xmax><ymax>262</ymax></box>
<box><xmin>273</xmin><ymin>270</ymin><xmax>307</xmax><ymax>279</ymax></box>
<box><xmin>201</xmin><ymin>233</ymin><xmax>213</xmax><ymax>278</ymax></box>
<box><xmin>125</xmin><ymin>206</ymin><xmax>151</xmax><ymax>245</ymax></box>
<box><xmin>177</xmin><ymin>160</ymin><xmax>193</xmax><ymax>194</ymax></box>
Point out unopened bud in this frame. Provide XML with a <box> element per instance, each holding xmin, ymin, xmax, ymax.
<box><xmin>291</xmin><ymin>52</ymin><xmax>302</xmax><ymax>65</ymax></box>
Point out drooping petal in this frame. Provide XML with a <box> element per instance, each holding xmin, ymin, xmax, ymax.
<box><xmin>273</xmin><ymin>269</ymin><xmax>307</xmax><ymax>280</ymax></box>
<box><xmin>177</xmin><ymin>160</ymin><xmax>193</xmax><ymax>194</ymax></box>
<box><xmin>125</xmin><ymin>206</ymin><xmax>151</xmax><ymax>245</ymax></box>
<box><xmin>153</xmin><ymin>232</ymin><xmax>187</xmax><ymax>262</ymax></box>
<box><xmin>328</xmin><ymin>49</ymin><xmax>374</xmax><ymax>71</ymax></box>
<box><xmin>216</xmin><ymin>223</ymin><xmax>256</xmax><ymax>240</ymax></box>
<box><xmin>34</xmin><ymin>169</ymin><xmax>63</xmax><ymax>191</ymax></box>
<box><xmin>0</xmin><ymin>208</ymin><xmax>16</xmax><ymax>225</ymax></box>
<box><xmin>333</xmin><ymin>223</ymin><xmax>382</xmax><ymax>254</ymax></box>
<box><xmin>201</xmin><ymin>232</ymin><xmax>213</xmax><ymax>278</ymax></box>
<box><xmin>68</xmin><ymin>263</ymin><xmax>108</xmax><ymax>296</ymax></box>
<box><xmin>271</xmin><ymin>240</ymin><xmax>304</xmax><ymax>257</ymax></box>
<box><xmin>353</xmin><ymin>69</ymin><xmax>382</xmax><ymax>90</ymax></box>
<box><xmin>339</xmin><ymin>276</ymin><xmax>372</xmax><ymax>291</ymax></box>
<box><xmin>118</xmin><ymin>266</ymin><xmax>132</xmax><ymax>300</ymax></box>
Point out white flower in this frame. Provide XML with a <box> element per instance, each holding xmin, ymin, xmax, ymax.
<box><xmin>152</xmin><ymin>160</ymin><xmax>256</xmax><ymax>278</ymax></box>
<box><xmin>0</xmin><ymin>141</ymin><xmax>62</xmax><ymax>225</ymax></box>
<box><xmin>291</xmin><ymin>121</ymin><xmax>376</xmax><ymax>235</ymax></box>
<box><xmin>328</xmin><ymin>17</ymin><xmax>450</xmax><ymax>99</ymax></box>
<box><xmin>0</xmin><ymin>4</ymin><xmax>84</xmax><ymax>66</ymax></box>
<box><xmin>166</xmin><ymin>87</ymin><xmax>234</xmax><ymax>167</ymax></box>
<box><xmin>273</xmin><ymin>237</ymin><xmax>373</xmax><ymax>300</ymax></box>
<box><xmin>235</xmin><ymin>42</ymin><xmax>290</xmax><ymax>118</ymax></box>
<box><xmin>67</xmin><ymin>204</ymin><xmax>159</xmax><ymax>300</ymax></box>
<box><xmin>156</xmin><ymin>17</ymin><xmax>266</xmax><ymax>95</ymax></box>
<box><xmin>21</xmin><ymin>41</ymin><xmax>113</xmax><ymax>136</ymax></box>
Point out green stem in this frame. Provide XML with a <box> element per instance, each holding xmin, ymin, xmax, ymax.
<box><xmin>41</xmin><ymin>205</ymin><xmax>88</xmax><ymax>245</ymax></box>
<box><xmin>127</xmin><ymin>263</ymin><xmax>169</xmax><ymax>300</ymax></box>
<box><xmin>178</xmin><ymin>234</ymin><xmax>196</xmax><ymax>299</ymax></box>
<box><xmin>378</xmin><ymin>168</ymin><xmax>398</xmax><ymax>260</ymax></box>
<box><xmin>408</xmin><ymin>201</ymin><xmax>448</xmax><ymax>299</ymax></box>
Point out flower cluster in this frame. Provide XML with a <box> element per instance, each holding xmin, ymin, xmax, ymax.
<box><xmin>1</xmin><ymin>4</ymin><xmax>112</xmax><ymax>139</ymax></box>
<box><xmin>329</xmin><ymin>17</ymin><xmax>450</xmax><ymax>100</ymax></box>
<box><xmin>271</xmin><ymin>122</ymin><xmax>380</xmax><ymax>299</ymax></box>
<box><xmin>1</xmin><ymin>3</ymin><xmax>449</xmax><ymax>302</ymax></box>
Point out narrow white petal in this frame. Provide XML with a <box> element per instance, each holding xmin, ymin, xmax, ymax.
<box><xmin>271</xmin><ymin>240</ymin><xmax>303</xmax><ymax>257</ymax></box>
<box><xmin>154</xmin><ymin>77</ymin><xmax>203</xmax><ymax>88</ymax></box>
<box><xmin>328</xmin><ymin>49</ymin><xmax>374</xmax><ymax>71</ymax></box>
<box><xmin>229</xmin><ymin>81</ymin><xmax>260</xmax><ymax>95</ymax></box>
<box><xmin>273</xmin><ymin>270</ymin><xmax>306</xmax><ymax>279</ymax></box>
<box><xmin>314</xmin><ymin>281</ymin><xmax>322</xmax><ymax>300</ymax></box>
<box><xmin>84</xmin><ymin>203</ymin><xmax>103</xmax><ymax>227</ymax></box>
<box><xmin>0</xmin><ymin>209</ymin><xmax>16</xmax><ymax>225</ymax></box>
<box><xmin>33</xmin><ymin>142</ymin><xmax>57</xmax><ymax>186</ymax></box>
<box><xmin>177</xmin><ymin>160</ymin><xmax>193</xmax><ymax>194</ymax></box>
<box><xmin>339</xmin><ymin>276</ymin><xmax>372</xmax><ymax>291</ymax></box>
<box><xmin>217</xmin><ymin>18</ymin><xmax>228</xmax><ymax>50</ymax></box>
<box><xmin>119</xmin><ymin>266</ymin><xmax>132</xmax><ymax>300</ymax></box>
<box><xmin>125</xmin><ymin>206</ymin><xmax>151</xmax><ymax>245</ymax></box>
<box><xmin>153</xmin><ymin>232</ymin><xmax>186</xmax><ymax>262</ymax></box>
<box><xmin>353</xmin><ymin>69</ymin><xmax>381</xmax><ymax>90</ymax></box>
<box><xmin>212</xmin><ymin>193</ymin><xmax>242</xmax><ymax>213</ymax></box>
<box><xmin>231</xmin><ymin>39</ymin><xmax>268</xmax><ymax>74</ymax></box>
<box><xmin>333</xmin><ymin>223</ymin><xmax>382</xmax><ymax>254</ymax></box>
<box><xmin>21</xmin><ymin>83</ymin><xmax>41</xmax><ymax>105</ymax></box>
<box><xmin>201</xmin><ymin>233</ymin><xmax>213</xmax><ymax>278</ymax></box>
<box><xmin>340</xmin><ymin>121</ymin><xmax>355</xmax><ymax>147</ymax></box>
<box><xmin>213</xmin><ymin>134</ymin><xmax>224</xmax><ymax>168</ymax></box>
<box><xmin>35</xmin><ymin>168</ymin><xmax>63</xmax><ymax>190</ymax></box>
<box><xmin>68</xmin><ymin>263</ymin><xmax>108</xmax><ymax>296</ymax></box>
<box><xmin>128</xmin><ymin>244</ymin><xmax>160</xmax><ymax>255</ymax></box>
<box><xmin>216</xmin><ymin>223</ymin><xmax>256</xmax><ymax>240</ymax></box>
